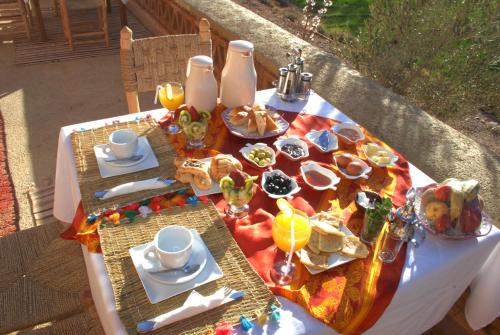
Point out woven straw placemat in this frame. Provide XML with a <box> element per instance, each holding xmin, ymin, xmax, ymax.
<box><xmin>98</xmin><ymin>202</ymin><xmax>278</xmax><ymax>335</ymax></box>
<box><xmin>71</xmin><ymin>119</ymin><xmax>184</xmax><ymax>214</ymax></box>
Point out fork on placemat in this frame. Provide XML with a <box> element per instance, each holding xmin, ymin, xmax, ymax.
<box><xmin>137</xmin><ymin>287</ymin><xmax>244</xmax><ymax>333</ymax></box>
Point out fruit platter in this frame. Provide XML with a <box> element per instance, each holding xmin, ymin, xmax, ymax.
<box><xmin>413</xmin><ymin>179</ymin><xmax>493</xmax><ymax>239</ymax></box>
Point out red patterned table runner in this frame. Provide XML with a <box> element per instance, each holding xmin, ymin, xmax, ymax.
<box><xmin>63</xmin><ymin>105</ymin><xmax>412</xmax><ymax>334</ymax></box>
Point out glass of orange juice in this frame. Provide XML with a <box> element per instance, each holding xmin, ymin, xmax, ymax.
<box><xmin>158</xmin><ymin>82</ymin><xmax>184</xmax><ymax>134</ymax></box>
<box><xmin>270</xmin><ymin>199</ymin><xmax>311</xmax><ymax>285</ymax></box>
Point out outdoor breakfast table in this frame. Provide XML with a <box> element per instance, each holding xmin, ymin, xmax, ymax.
<box><xmin>53</xmin><ymin>89</ymin><xmax>500</xmax><ymax>334</ymax></box>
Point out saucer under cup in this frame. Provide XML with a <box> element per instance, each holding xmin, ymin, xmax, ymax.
<box><xmin>144</xmin><ymin>226</ymin><xmax>193</xmax><ymax>269</ymax></box>
<box><xmin>109</xmin><ymin>129</ymin><xmax>138</xmax><ymax>159</ymax></box>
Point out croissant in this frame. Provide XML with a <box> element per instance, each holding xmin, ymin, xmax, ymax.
<box><xmin>210</xmin><ymin>154</ymin><xmax>242</xmax><ymax>181</ymax></box>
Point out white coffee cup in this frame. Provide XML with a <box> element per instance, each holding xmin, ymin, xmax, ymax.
<box><xmin>143</xmin><ymin>226</ymin><xmax>193</xmax><ymax>269</ymax></box>
<box><xmin>108</xmin><ymin>129</ymin><xmax>138</xmax><ymax>159</ymax></box>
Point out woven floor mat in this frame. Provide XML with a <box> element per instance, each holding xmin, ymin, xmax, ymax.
<box><xmin>0</xmin><ymin>221</ymin><xmax>104</xmax><ymax>334</ymax></box>
<box><xmin>14</xmin><ymin>1</ymin><xmax>151</xmax><ymax>65</ymax></box>
<box><xmin>98</xmin><ymin>202</ymin><xmax>278</xmax><ymax>335</ymax></box>
<box><xmin>71</xmin><ymin>119</ymin><xmax>183</xmax><ymax>215</ymax></box>
<box><xmin>28</xmin><ymin>184</ymin><xmax>58</xmax><ymax>227</ymax></box>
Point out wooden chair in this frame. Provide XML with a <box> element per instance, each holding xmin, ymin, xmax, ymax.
<box><xmin>120</xmin><ymin>19</ymin><xmax>212</xmax><ymax>114</ymax></box>
<box><xmin>57</xmin><ymin>0</ymin><xmax>109</xmax><ymax>49</ymax></box>
<box><xmin>0</xmin><ymin>0</ymin><xmax>32</xmax><ymax>40</ymax></box>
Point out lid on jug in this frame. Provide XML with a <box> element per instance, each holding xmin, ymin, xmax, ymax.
<box><xmin>228</xmin><ymin>40</ymin><xmax>254</xmax><ymax>53</ymax></box>
<box><xmin>190</xmin><ymin>55</ymin><xmax>213</xmax><ymax>68</ymax></box>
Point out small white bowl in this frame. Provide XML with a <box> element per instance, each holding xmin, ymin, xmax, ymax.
<box><xmin>262</xmin><ymin>169</ymin><xmax>301</xmax><ymax>199</ymax></box>
<box><xmin>331</xmin><ymin>123</ymin><xmax>365</xmax><ymax>145</ymax></box>
<box><xmin>361</xmin><ymin>143</ymin><xmax>398</xmax><ymax>168</ymax></box>
<box><xmin>239</xmin><ymin>143</ymin><xmax>276</xmax><ymax>168</ymax></box>
<box><xmin>300</xmin><ymin>163</ymin><xmax>340</xmax><ymax>191</ymax></box>
<box><xmin>273</xmin><ymin>136</ymin><xmax>309</xmax><ymax>161</ymax></box>
<box><xmin>333</xmin><ymin>154</ymin><xmax>372</xmax><ymax>180</ymax></box>
<box><xmin>305</xmin><ymin>130</ymin><xmax>338</xmax><ymax>153</ymax></box>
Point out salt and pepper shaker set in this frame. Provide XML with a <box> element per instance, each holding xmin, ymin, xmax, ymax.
<box><xmin>275</xmin><ymin>48</ymin><xmax>313</xmax><ymax>102</ymax></box>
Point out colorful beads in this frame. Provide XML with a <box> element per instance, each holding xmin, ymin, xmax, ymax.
<box><xmin>239</xmin><ymin>315</ymin><xmax>253</xmax><ymax>332</ymax></box>
<box><xmin>214</xmin><ymin>321</ymin><xmax>234</xmax><ymax>335</ymax></box>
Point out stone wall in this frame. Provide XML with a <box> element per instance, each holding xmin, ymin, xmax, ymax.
<box><xmin>126</xmin><ymin>0</ymin><xmax>499</xmax><ymax>223</ymax></box>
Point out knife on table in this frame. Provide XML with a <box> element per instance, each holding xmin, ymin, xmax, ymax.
<box><xmin>137</xmin><ymin>287</ymin><xmax>244</xmax><ymax>333</ymax></box>
<box><xmin>94</xmin><ymin>178</ymin><xmax>176</xmax><ymax>200</ymax></box>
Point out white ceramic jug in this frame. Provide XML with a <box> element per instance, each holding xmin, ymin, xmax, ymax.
<box><xmin>220</xmin><ymin>40</ymin><xmax>257</xmax><ymax>108</ymax></box>
<box><xmin>185</xmin><ymin>55</ymin><xmax>218</xmax><ymax>112</ymax></box>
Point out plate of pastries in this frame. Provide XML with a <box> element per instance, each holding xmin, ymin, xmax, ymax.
<box><xmin>222</xmin><ymin>103</ymin><xmax>289</xmax><ymax>139</ymax></box>
<box><xmin>297</xmin><ymin>211</ymin><xmax>369</xmax><ymax>274</ymax></box>
<box><xmin>174</xmin><ymin>154</ymin><xmax>242</xmax><ymax>196</ymax></box>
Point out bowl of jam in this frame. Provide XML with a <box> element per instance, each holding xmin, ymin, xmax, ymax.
<box><xmin>331</xmin><ymin>123</ymin><xmax>365</xmax><ymax>145</ymax></box>
<box><xmin>262</xmin><ymin>169</ymin><xmax>301</xmax><ymax>199</ymax></box>
<box><xmin>300</xmin><ymin>163</ymin><xmax>340</xmax><ymax>191</ymax></box>
<box><xmin>273</xmin><ymin>136</ymin><xmax>309</xmax><ymax>161</ymax></box>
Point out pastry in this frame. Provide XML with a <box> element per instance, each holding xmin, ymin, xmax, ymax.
<box><xmin>247</xmin><ymin>115</ymin><xmax>257</xmax><ymax>133</ymax></box>
<box><xmin>311</xmin><ymin>219</ymin><xmax>343</xmax><ymax>236</ymax></box>
<box><xmin>175</xmin><ymin>158</ymin><xmax>212</xmax><ymax>190</ymax></box>
<box><xmin>315</xmin><ymin>211</ymin><xmax>343</xmax><ymax>229</ymax></box>
<box><xmin>318</xmin><ymin>233</ymin><xmax>344</xmax><ymax>253</ymax></box>
<box><xmin>209</xmin><ymin>154</ymin><xmax>243</xmax><ymax>181</ymax></box>
<box><xmin>265</xmin><ymin>113</ymin><xmax>279</xmax><ymax>131</ymax></box>
<box><xmin>227</xmin><ymin>103</ymin><xmax>280</xmax><ymax>136</ymax></box>
<box><xmin>299</xmin><ymin>247</ymin><xmax>329</xmax><ymax>270</ymax></box>
<box><xmin>341</xmin><ymin>235</ymin><xmax>369</xmax><ymax>258</ymax></box>
<box><xmin>230</xmin><ymin>111</ymin><xmax>250</xmax><ymax>126</ymax></box>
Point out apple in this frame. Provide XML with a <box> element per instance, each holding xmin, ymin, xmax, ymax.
<box><xmin>435</xmin><ymin>214</ymin><xmax>451</xmax><ymax>233</ymax></box>
<box><xmin>460</xmin><ymin>203</ymin><xmax>482</xmax><ymax>234</ymax></box>
<box><xmin>435</xmin><ymin>185</ymin><xmax>451</xmax><ymax>202</ymax></box>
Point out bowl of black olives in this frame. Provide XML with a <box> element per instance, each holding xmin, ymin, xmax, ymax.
<box><xmin>262</xmin><ymin>169</ymin><xmax>301</xmax><ymax>199</ymax></box>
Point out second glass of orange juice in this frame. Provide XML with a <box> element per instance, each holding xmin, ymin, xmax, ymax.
<box><xmin>158</xmin><ymin>82</ymin><xmax>184</xmax><ymax>134</ymax></box>
<box><xmin>271</xmin><ymin>199</ymin><xmax>311</xmax><ymax>285</ymax></box>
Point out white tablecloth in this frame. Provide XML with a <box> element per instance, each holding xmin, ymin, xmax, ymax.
<box><xmin>54</xmin><ymin>90</ymin><xmax>500</xmax><ymax>334</ymax></box>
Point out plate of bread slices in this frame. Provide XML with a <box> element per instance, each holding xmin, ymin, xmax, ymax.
<box><xmin>223</xmin><ymin>104</ymin><xmax>289</xmax><ymax>139</ymax></box>
<box><xmin>296</xmin><ymin>211</ymin><xmax>370</xmax><ymax>274</ymax></box>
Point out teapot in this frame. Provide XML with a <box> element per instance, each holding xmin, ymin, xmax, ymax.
<box><xmin>185</xmin><ymin>55</ymin><xmax>218</xmax><ymax>113</ymax></box>
<box><xmin>220</xmin><ymin>40</ymin><xmax>257</xmax><ymax>108</ymax></box>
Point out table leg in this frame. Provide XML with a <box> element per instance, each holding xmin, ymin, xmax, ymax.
<box><xmin>119</xmin><ymin>2</ymin><xmax>127</xmax><ymax>27</ymax></box>
<box><xmin>31</xmin><ymin>0</ymin><xmax>47</xmax><ymax>41</ymax></box>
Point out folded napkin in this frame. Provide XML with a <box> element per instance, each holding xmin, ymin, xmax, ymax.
<box><xmin>255</xmin><ymin>88</ymin><xmax>352</xmax><ymax>122</ymax></box>
<box><xmin>137</xmin><ymin>287</ymin><xmax>244</xmax><ymax>333</ymax></box>
<box><xmin>95</xmin><ymin>178</ymin><xmax>175</xmax><ymax>200</ymax></box>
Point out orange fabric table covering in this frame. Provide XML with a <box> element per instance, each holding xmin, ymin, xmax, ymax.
<box><xmin>63</xmin><ymin>105</ymin><xmax>412</xmax><ymax>334</ymax></box>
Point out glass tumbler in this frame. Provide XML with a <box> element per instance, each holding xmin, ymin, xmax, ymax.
<box><xmin>378</xmin><ymin>223</ymin><xmax>406</xmax><ymax>263</ymax></box>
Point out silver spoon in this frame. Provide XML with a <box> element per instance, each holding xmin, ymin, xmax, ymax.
<box><xmin>147</xmin><ymin>263</ymin><xmax>200</xmax><ymax>275</ymax></box>
<box><xmin>104</xmin><ymin>154</ymin><xmax>143</xmax><ymax>164</ymax></box>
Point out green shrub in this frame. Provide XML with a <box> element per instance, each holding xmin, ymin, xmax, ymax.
<box><xmin>355</xmin><ymin>0</ymin><xmax>499</xmax><ymax>119</ymax></box>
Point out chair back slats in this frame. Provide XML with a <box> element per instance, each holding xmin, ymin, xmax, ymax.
<box><xmin>131</xmin><ymin>34</ymin><xmax>210</xmax><ymax>92</ymax></box>
<box><xmin>120</xmin><ymin>18</ymin><xmax>212</xmax><ymax>113</ymax></box>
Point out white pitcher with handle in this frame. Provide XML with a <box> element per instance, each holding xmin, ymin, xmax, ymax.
<box><xmin>185</xmin><ymin>55</ymin><xmax>218</xmax><ymax>113</ymax></box>
<box><xmin>220</xmin><ymin>40</ymin><xmax>257</xmax><ymax>108</ymax></box>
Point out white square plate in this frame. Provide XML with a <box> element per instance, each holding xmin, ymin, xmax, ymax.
<box><xmin>93</xmin><ymin>136</ymin><xmax>159</xmax><ymax>178</ymax></box>
<box><xmin>129</xmin><ymin>229</ymin><xmax>223</xmax><ymax>304</ymax></box>
<box><xmin>190</xmin><ymin>158</ymin><xmax>221</xmax><ymax>197</ymax></box>
<box><xmin>297</xmin><ymin>224</ymin><xmax>357</xmax><ymax>275</ymax></box>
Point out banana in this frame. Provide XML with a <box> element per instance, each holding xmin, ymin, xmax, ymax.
<box><xmin>445</xmin><ymin>179</ymin><xmax>464</xmax><ymax>221</ymax></box>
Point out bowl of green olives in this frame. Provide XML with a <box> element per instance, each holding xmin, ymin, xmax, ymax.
<box><xmin>239</xmin><ymin>143</ymin><xmax>276</xmax><ymax>168</ymax></box>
